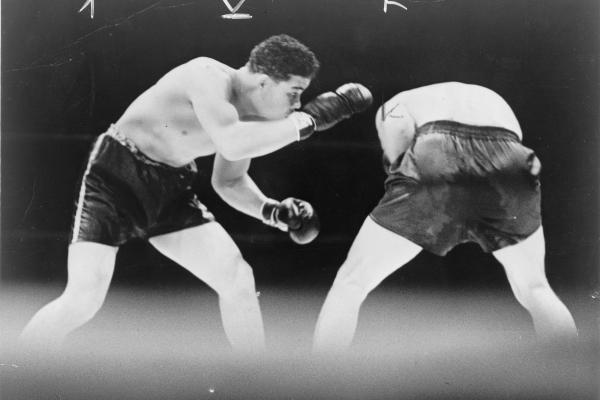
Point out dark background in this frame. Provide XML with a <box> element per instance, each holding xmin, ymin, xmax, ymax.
<box><xmin>1</xmin><ymin>0</ymin><xmax>598</xmax><ymax>296</ymax></box>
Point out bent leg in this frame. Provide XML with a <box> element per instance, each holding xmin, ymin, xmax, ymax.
<box><xmin>313</xmin><ymin>217</ymin><xmax>422</xmax><ymax>353</ymax></box>
<box><xmin>149</xmin><ymin>222</ymin><xmax>264</xmax><ymax>353</ymax></box>
<box><xmin>493</xmin><ymin>226</ymin><xmax>577</xmax><ymax>345</ymax></box>
<box><xmin>19</xmin><ymin>242</ymin><xmax>117</xmax><ymax>352</ymax></box>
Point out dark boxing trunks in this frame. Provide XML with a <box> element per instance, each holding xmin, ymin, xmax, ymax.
<box><xmin>71</xmin><ymin>125</ymin><xmax>215</xmax><ymax>246</ymax></box>
<box><xmin>370</xmin><ymin>120</ymin><xmax>541</xmax><ymax>256</ymax></box>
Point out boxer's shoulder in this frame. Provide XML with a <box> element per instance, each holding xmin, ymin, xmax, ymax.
<box><xmin>157</xmin><ymin>58</ymin><xmax>233</xmax><ymax>95</ymax></box>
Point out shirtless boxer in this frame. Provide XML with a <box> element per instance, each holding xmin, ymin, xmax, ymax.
<box><xmin>19</xmin><ymin>34</ymin><xmax>373</xmax><ymax>353</ymax></box>
<box><xmin>313</xmin><ymin>82</ymin><xmax>577</xmax><ymax>352</ymax></box>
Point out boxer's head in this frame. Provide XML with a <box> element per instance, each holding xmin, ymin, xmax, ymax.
<box><xmin>248</xmin><ymin>34</ymin><xmax>320</xmax><ymax>82</ymax></box>
<box><xmin>246</xmin><ymin>34</ymin><xmax>319</xmax><ymax>119</ymax></box>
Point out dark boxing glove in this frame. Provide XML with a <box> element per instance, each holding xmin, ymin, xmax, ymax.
<box><xmin>289</xmin><ymin>83</ymin><xmax>373</xmax><ymax>140</ymax></box>
<box><xmin>261</xmin><ymin>198</ymin><xmax>320</xmax><ymax>244</ymax></box>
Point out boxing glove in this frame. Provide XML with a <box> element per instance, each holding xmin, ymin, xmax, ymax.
<box><xmin>261</xmin><ymin>198</ymin><xmax>320</xmax><ymax>244</ymax></box>
<box><xmin>289</xmin><ymin>83</ymin><xmax>373</xmax><ymax>140</ymax></box>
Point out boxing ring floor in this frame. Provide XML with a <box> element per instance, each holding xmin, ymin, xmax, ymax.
<box><xmin>1</xmin><ymin>281</ymin><xmax>598</xmax><ymax>400</ymax></box>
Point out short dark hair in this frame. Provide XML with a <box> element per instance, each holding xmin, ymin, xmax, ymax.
<box><xmin>248</xmin><ymin>34</ymin><xmax>320</xmax><ymax>81</ymax></box>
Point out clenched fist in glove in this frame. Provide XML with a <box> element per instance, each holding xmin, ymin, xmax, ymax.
<box><xmin>289</xmin><ymin>83</ymin><xmax>373</xmax><ymax>140</ymax></box>
<box><xmin>261</xmin><ymin>198</ymin><xmax>320</xmax><ymax>244</ymax></box>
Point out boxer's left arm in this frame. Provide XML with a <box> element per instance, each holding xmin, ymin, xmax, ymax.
<box><xmin>375</xmin><ymin>98</ymin><xmax>416</xmax><ymax>164</ymax></box>
<box><xmin>211</xmin><ymin>153</ymin><xmax>269</xmax><ymax>220</ymax></box>
<box><xmin>212</xmin><ymin>153</ymin><xmax>320</xmax><ymax>244</ymax></box>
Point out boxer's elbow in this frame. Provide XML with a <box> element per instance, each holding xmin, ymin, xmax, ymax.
<box><xmin>211</xmin><ymin>173</ymin><xmax>242</xmax><ymax>197</ymax></box>
<box><xmin>212</xmin><ymin>133</ymin><xmax>247</xmax><ymax>161</ymax></box>
<box><xmin>218</xmin><ymin>146</ymin><xmax>246</xmax><ymax>161</ymax></box>
<box><xmin>214</xmin><ymin>124</ymin><xmax>261</xmax><ymax>161</ymax></box>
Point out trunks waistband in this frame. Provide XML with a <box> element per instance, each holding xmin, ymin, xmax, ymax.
<box><xmin>105</xmin><ymin>124</ymin><xmax>197</xmax><ymax>173</ymax></box>
<box><xmin>417</xmin><ymin>120</ymin><xmax>520</xmax><ymax>142</ymax></box>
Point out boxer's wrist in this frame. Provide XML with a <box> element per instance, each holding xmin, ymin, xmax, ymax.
<box><xmin>289</xmin><ymin>112</ymin><xmax>316</xmax><ymax>141</ymax></box>
<box><xmin>260</xmin><ymin>199</ymin><xmax>288</xmax><ymax>231</ymax></box>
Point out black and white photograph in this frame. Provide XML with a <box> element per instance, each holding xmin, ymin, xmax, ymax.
<box><xmin>1</xmin><ymin>0</ymin><xmax>598</xmax><ymax>399</ymax></box>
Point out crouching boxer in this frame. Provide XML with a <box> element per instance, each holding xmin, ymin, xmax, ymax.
<box><xmin>313</xmin><ymin>82</ymin><xmax>577</xmax><ymax>353</ymax></box>
<box><xmin>19</xmin><ymin>34</ymin><xmax>372</xmax><ymax>354</ymax></box>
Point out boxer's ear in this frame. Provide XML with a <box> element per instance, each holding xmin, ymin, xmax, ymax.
<box><xmin>257</xmin><ymin>74</ymin><xmax>272</xmax><ymax>88</ymax></box>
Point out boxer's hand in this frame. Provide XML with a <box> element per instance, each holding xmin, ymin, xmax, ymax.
<box><xmin>289</xmin><ymin>83</ymin><xmax>373</xmax><ymax>140</ymax></box>
<box><xmin>261</xmin><ymin>198</ymin><xmax>320</xmax><ymax>244</ymax></box>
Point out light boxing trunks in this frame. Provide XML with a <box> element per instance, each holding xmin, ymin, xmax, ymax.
<box><xmin>71</xmin><ymin>125</ymin><xmax>215</xmax><ymax>246</ymax></box>
<box><xmin>370</xmin><ymin>120</ymin><xmax>541</xmax><ymax>256</ymax></box>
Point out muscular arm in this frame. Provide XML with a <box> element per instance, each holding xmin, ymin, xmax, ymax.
<box><xmin>192</xmin><ymin>91</ymin><xmax>298</xmax><ymax>161</ymax></box>
<box><xmin>211</xmin><ymin>153</ymin><xmax>270</xmax><ymax>220</ymax></box>
<box><xmin>375</xmin><ymin>98</ymin><xmax>416</xmax><ymax>163</ymax></box>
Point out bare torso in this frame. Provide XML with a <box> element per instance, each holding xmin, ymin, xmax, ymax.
<box><xmin>397</xmin><ymin>82</ymin><xmax>522</xmax><ymax>138</ymax></box>
<box><xmin>377</xmin><ymin>82</ymin><xmax>523</xmax><ymax>161</ymax></box>
<box><xmin>114</xmin><ymin>58</ymin><xmax>234</xmax><ymax>167</ymax></box>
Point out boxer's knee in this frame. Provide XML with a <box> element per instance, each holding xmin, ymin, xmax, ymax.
<box><xmin>329</xmin><ymin>260</ymin><xmax>372</xmax><ymax>303</ymax></box>
<box><xmin>216</xmin><ymin>254</ymin><xmax>257</xmax><ymax>302</ymax></box>
<box><xmin>62</xmin><ymin>248</ymin><xmax>115</xmax><ymax>321</ymax></box>
<box><xmin>59</xmin><ymin>284</ymin><xmax>109</xmax><ymax>323</ymax></box>
<box><xmin>509</xmin><ymin>277</ymin><xmax>551</xmax><ymax>310</ymax></box>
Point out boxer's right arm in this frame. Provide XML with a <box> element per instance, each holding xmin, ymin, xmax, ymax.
<box><xmin>190</xmin><ymin>81</ymin><xmax>372</xmax><ymax>161</ymax></box>
<box><xmin>192</xmin><ymin>96</ymin><xmax>299</xmax><ymax>161</ymax></box>
<box><xmin>294</xmin><ymin>83</ymin><xmax>373</xmax><ymax>139</ymax></box>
